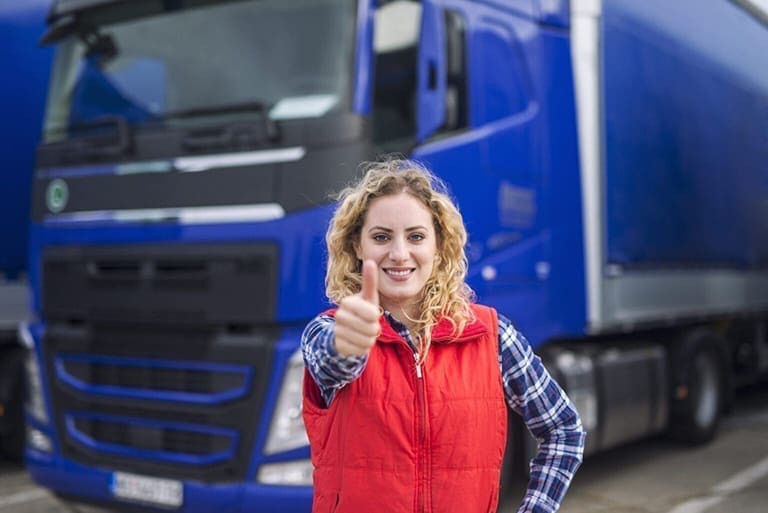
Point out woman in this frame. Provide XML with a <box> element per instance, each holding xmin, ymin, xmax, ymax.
<box><xmin>302</xmin><ymin>159</ymin><xmax>585</xmax><ymax>513</ymax></box>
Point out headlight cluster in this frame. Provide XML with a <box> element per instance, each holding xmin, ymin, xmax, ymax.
<box><xmin>19</xmin><ymin>323</ymin><xmax>52</xmax><ymax>453</ymax></box>
<box><xmin>259</xmin><ymin>348</ymin><xmax>312</xmax><ymax>486</ymax></box>
<box><xmin>19</xmin><ymin>323</ymin><xmax>48</xmax><ymax>425</ymax></box>
<box><xmin>263</xmin><ymin>349</ymin><xmax>309</xmax><ymax>455</ymax></box>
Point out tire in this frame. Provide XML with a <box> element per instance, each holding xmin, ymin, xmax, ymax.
<box><xmin>0</xmin><ymin>346</ymin><xmax>26</xmax><ymax>460</ymax></box>
<box><xmin>667</xmin><ymin>330</ymin><xmax>727</xmax><ymax>445</ymax></box>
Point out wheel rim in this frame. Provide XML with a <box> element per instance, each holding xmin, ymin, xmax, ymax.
<box><xmin>691</xmin><ymin>351</ymin><xmax>719</xmax><ymax>428</ymax></box>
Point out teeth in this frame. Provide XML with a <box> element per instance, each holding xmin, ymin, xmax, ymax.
<box><xmin>386</xmin><ymin>269</ymin><xmax>411</xmax><ymax>276</ymax></box>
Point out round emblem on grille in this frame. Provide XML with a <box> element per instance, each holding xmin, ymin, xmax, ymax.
<box><xmin>46</xmin><ymin>179</ymin><xmax>69</xmax><ymax>213</ymax></box>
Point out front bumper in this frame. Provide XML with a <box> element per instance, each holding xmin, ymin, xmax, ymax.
<box><xmin>26</xmin><ymin>451</ymin><xmax>312</xmax><ymax>513</ymax></box>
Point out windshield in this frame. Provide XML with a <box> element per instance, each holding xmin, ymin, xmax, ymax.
<box><xmin>43</xmin><ymin>0</ymin><xmax>357</xmax><ymax>142</ymax></box>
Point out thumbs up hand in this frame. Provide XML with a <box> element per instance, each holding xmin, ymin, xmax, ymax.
<box><xmin>334</xmin><ymin>260</ymin><xmax>381</xmax><ymax>357</ymax></box>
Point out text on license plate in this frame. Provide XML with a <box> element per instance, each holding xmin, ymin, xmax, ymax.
<box><xmin>111</xmin><ymin>471</ymin><xmax>183</xmax><ymax>508</ymax></box>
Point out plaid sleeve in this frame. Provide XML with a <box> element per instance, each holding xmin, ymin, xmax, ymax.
<box><xmin>301</xmin><ymin>314</ymin><xmax>368</xmax><ymax>407</ymax></box>
<box><xmin>498</xmin><ymin>314</ymin><xmax>586</xmax><ymax>513</ymax></box>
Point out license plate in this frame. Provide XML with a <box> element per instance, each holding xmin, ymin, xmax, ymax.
<box><xmin>111</xmin><ymin>471</ymin><xmax>183</xmax><ymax>508</ymax></box>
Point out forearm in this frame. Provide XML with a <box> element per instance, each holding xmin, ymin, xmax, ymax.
<box><xmin>518</xmin><ymin>409</ymin><xmax>585</xmax><ymax>513</ymax></box>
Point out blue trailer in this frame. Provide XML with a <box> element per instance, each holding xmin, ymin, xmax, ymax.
<box><xmin>0</xmin><ymin>0</ymin><xmax>54</xmax><ymax>460</ymax></box>
<box><xmin>22</xmin><ymin>0</ymin><xmax>768</xmax><ymax>511</ymax></box>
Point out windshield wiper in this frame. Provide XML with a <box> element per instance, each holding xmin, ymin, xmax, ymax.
<box><xmin>161</xmin><ymin>101</ymin><xmax>280</xmax><ymax>143</ymax></box>
<box><xmin>63</xmin><ymin>115</ymin><xmax>133</xmax><ymax>158</ymax></box>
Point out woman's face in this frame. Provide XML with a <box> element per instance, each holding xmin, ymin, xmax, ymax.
<box><xmin>356</xmin><ymin>192</ymin><xmax>438</xmax><ymax>318</ymax></box>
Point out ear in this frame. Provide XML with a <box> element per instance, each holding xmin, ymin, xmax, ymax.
<box><xmin>353</xmin><ymin>241</ymin><xmax>362</xmax><ymax>261</ymax></box>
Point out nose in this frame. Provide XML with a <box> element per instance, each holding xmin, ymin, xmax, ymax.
<box><xmin>388</xmin><ymin>237</ymin><xmax>408</xmax><ymax>262</ymax></box>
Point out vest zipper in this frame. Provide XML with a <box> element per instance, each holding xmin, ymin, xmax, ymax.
<box><xmin>414</xmin><ymin>352</ymin><xmax>428</xmax><ymax>512</ymax></box>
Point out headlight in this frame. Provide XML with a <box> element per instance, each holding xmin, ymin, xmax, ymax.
<box><xmin>27</xmin><ymin>426</ymin><xmax>52</xmax><ymax>453</ymax></box>
<box><xmin>257</xmin><ymin>459</ymin><xmax>313</xmax><ymax>486</ymax></box>
<box><xmin>263</xmin><ymin>348</ymin><xmax>308</xmax><ymax>454</ymax></box>
<box><xmin>19</xmin><ymin>324</ymin><xmax>48</xmax><ymax>424</ymax></box>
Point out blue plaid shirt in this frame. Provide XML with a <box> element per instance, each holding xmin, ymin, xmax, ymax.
<box><xmin>302</xmin><ymin>310</ymin><xmax>585</xmax><ymax>513</ymax></box>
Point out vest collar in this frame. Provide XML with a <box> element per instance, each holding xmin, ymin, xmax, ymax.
<box><xmin>377</xmin><ymin>310</ymin><xmax>488</xmax><ymax>344</ymax></box>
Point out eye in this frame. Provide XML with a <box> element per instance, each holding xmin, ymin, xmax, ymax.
<box><xmin>372</xmin><ymin>233</ymin><xmax>390</xmax><ymax>242</ymax></box>
<box><xmin>409</xmin><ymin>233</ymin><xmax>426</xmax><ymax>242</ymax></box>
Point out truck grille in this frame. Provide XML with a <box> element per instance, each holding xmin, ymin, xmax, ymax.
<box><xmin>58</xmin><ymin>355</ymin><xmax>248</xmax><ymax>398</ymax></box>
<box><xmin>41</xmin><ymin>243</ymin><xmax>279</xmax><ymax>482</ymax></box>
<box><xmin>68</xmin><ymin>413</ymin><xmax>237</xmax><ymax>463</ymax></box>
<box><xmin>42</xmin><ymin>243</ymin><xmax>276</xmax><ymax>325</ymax></box>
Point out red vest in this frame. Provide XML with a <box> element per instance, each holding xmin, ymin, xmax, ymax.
<box><xmin>302</xmin><ymin>305</ymin><xmax>507</xmax><ymax>513</ymax></box>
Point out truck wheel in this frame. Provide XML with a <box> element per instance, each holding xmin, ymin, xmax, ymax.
<box><xmin>0</xmin><ymin>347</ymin><xmax>25</xmax><ymax>460</ymax></box>
<box><xmin>0</xmin><ymin>416</ymin><xmax>24</xmax><ymax>461</ymax></box>
<box><xmin>667</xmin><ymin>331</ymin><xmax>726</xmax><ymax>445</ymax></box>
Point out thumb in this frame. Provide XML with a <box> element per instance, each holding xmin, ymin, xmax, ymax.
<box><xmin>361</xmin><ymin>259</ymin><xmax>379</xmax><ymax>306</ymax></box>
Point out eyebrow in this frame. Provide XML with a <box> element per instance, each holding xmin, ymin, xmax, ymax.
<box><xmin>367</xmin><ymin>225</ymin><xmax>429</xmax><ymax>233</ymax></box>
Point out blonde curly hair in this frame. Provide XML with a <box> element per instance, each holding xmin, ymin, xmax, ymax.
<box><xmin>325</xmin><ymin>158</ymin><xmax>475</xmax><ymax>359</ymax></box>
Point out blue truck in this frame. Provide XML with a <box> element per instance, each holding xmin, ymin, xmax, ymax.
<box><xmin>0</xmin><ymin>0</ymin><xmax>54</xmax><ymax>461</ymax></box>
<box><xmin>22</xmin><ymin>0</ymin><xmax>768</xmax><ymax>511</ymax></box>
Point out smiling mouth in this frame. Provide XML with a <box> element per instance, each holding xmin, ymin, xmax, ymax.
<box><xmin>384</xmin><ymin>268</ymin><xmax>414</xmax><ymax>278</ymax></box>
